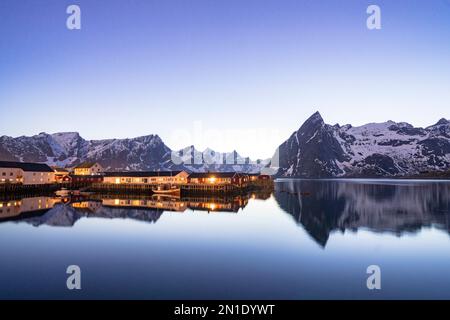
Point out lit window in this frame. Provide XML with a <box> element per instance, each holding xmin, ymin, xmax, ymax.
<box><xmin>208</xmin><ymin>176</ymin><xmax>217</xmax><ymax>184</ymax></box>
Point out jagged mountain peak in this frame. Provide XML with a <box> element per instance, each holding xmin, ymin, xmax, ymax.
<box><xmin>0</xmin><ymin>131</ymin><xmax>264</xmax><ymax>173</ymax></box>
<box><xmin>276</xmin><ymin>111</ymin><xmax>450</xmax><ymax>178</ymax></box>
<box><xmin>432</xmin><ymin>118</ymin><xmax>449</xmax><ymax>127</ymax></box>
<box><xmin>0</xmin><ymin>132</ymin><xmax>171</xmax><ymax>170</ymax></box>
<box><xmin>305</xmin><ymin>111</ymin><xmax>324</xmax><ymax>124</ymax></box>
<box><xmin>133</xmin><ymin>133</ymin><xmax>162</xmax><ymax>141</ymax></box>
<box><xmin>51</xmin><ymin>131</ymin><xmax>80</xmax><ymax>136</ymax></box>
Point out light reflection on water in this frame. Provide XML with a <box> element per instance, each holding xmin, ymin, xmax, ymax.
<box><xmin>0</xmin><ymin>179</ymin><xmax>450</xmax><ymax>299</ymax></box>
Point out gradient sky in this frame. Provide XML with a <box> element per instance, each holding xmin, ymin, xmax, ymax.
<box><xmin>1</xmin><ymin>0</ymin><xmax>449</xmax><ymax>159</ymax></box>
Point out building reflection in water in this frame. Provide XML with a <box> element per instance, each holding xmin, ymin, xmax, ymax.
<box><xmin>0</xmin><ymin>190</ymin><xmax>272</xmax><ymax>227</ymax></box>
<box><xmin>0</xmin><ymin>197</ymin><xmax>62</xmax><ymax>221</ymax></box>
<box><xmin>6</xmin><ymin>180</ymin><xmax>448</xmax><ymax>249</ymax></box>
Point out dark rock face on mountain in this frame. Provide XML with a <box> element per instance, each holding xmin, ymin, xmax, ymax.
<box><xmin>0</xmin><ymin>132</ymin><xmax>264</xmax><ymax>172</ymax></box>
<box><xmin>0</xmin><ymin>132</ymin><xmax>171</xmax><ymax>171</ymax></box>
<box><xmin>277</xmin><ymin>112</ymin><xmax>349</xmax><ymax>178</ymax></box>
<box><xmin>276</xmin><ymin>112</ymin><xmax>450</xmax><ymax>178</ymax></box>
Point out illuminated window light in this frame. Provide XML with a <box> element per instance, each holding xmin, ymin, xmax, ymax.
<box><xmin>208</xmin><ymin>176</ymin><xmax>216</xmax><ymax>184</ymax></box>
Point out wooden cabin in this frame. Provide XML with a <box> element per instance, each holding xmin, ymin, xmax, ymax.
<box><xmin>70</xmin><ymin>175</ymin><xmax>103</xmax><ymax>184</ymax></box>
<box><xmin>52</xmin><ymin>167</ymin><xmax>71</xmax><ymax>183</ymax></box>
<box><xmin>73</xmin><ymin>162</ymin><xmax>103</xmax><ymax>176</ymax></box>
<box><xmin>103</xmin><ymin>170</ymin><xmax>189</xmax><ymax>185</ymax></box>
<box><xmin>248</xmin><ymin>173</ymin><xmax>271</xmax><ymax>181</ymax></box>
<box><xmin>0</xmin><ymin>161</ymin><xmax>55</xmax><ymax>185</ymax></box>
<box><xmin>187</xmin><ymin>172</ymin><xmax>249</xmax><ymax>186</ymax></box>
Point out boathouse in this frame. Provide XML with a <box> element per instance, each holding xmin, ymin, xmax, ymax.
<box><xmin>187</xmin><ymin>172</ymin><xmax>249</xmax><ymax>186</ymax></box>
<box><xmin>0</xmin><ymin>161</ymin><xmax>55</xmax><ymax>185</ymax></box>
<box><xmin>73</xmin><ymin>162</ymin><xmax>104</xmax><ymax>176</ymax></box>
<box><xmin>103</xmin><ymin>170</ymin><xmax>189</xmax><ymax>185</ymax></box>
<box><xmin>52</xmin><ymin>167</ymin><xmax>71</xmax><ymax>183</ymax></box>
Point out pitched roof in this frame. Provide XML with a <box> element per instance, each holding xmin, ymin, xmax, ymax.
<box><xmin>104</xmin><ymin>171</ymin><xmax>183</xmax><ymax>177</ymax></box>
<box><xmin>188</xmin><ymin>172</ymin><xmax>243</xmax><ymax>178</ymax></box>
<box><xmin>75</xmin><ymin>162</ymin><xmax>99</xmax><ymax>169</ymax></box>
<box><xmin>0</xmin><ymin>161</ymin><xmax>54</xmax><ymax>172</ymax></box>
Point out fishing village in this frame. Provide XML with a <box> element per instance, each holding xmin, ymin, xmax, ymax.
<box><xmin>0</xmin><ymin>160</ymin><xmax>273</xmax><ymax>195</ymax></box>
<box><xmin>0</xmin><ymin>160</ymin><xmax>273</xmax><ymax>222</ymax></box>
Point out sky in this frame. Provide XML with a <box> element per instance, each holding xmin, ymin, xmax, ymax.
<box><xmin>0</xmin><ymin>0</ymin><xmax>449</xmax><ymax>159</ymax></box>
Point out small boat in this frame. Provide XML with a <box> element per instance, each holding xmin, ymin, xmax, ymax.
<box><xmin>55</xmin><ymin>188</ymin><xmax>70</xmax><ymax>197</ymax></box>
<box><xmin>152</xmin><ymin>172</ymin><xmax>180</xmax><ymax>195</ymax></box>
<box><xmin>151</xmin><ymin>194</ymin><xmax>180</xmax><ymax>200</ymax></box>
<box><xmin>55</xmin><ymin>189</ymin><xmax>82</xmax><ymax>197</ymax></box>
<box><xmin>152</xmin><ymin>186</ymin><xmax>180</xmax><ymax>195</ymax></box>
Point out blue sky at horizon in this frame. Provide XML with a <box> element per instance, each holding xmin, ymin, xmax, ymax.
<box><xmin>1</xmin><ymin>0</ymin><xmax>450</xmax><ymax>159</ymax></box>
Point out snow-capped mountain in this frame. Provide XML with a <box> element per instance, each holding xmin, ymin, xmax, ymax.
<box><xmin>0</xmin><ymin>132</ymin><xmax>264</xmax><ymax>172</ymax></box>
<box><xmin>166</xmin><ymin>145</ymin><xmax>268</xmax><ymax>173</ymax></box>
<box><xmin>276</xmin><ymin>112</ymin><xmax>450</xmax><ymax>178</ymax></box>
<box><xmin>3</xmin><ymin>112</ymin><xmax>448</xmax><ymax>176</ymax></box>
<box><xmin>0</xmin><ymin>132</ymin><xmax>171</xmax><ymax>171</ymax></box>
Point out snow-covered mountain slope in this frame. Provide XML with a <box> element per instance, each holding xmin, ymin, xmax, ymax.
<box><xmin>276</xmin><ymin>112</ymin><xmax>450</xmax><ymax>178</ymax></box>
<box><xmin>0</xmin><ymin>132</ymin><xmax>264</xmax><ymax>172</ymax></box>
<box><xmin>164</xmin><ymin>145</ymin><xmax>268</xmax><ymax>173</ymax></box>
<box><xmin>0</xmin><ymin>132</ymin><xmax>172</xmax><ymax>170</ymax></box>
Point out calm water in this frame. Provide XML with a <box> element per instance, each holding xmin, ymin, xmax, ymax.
<box><xmin>1</xmin><ymin>179</ymin><xmax>450</xmax><ymax>299</ymax></box>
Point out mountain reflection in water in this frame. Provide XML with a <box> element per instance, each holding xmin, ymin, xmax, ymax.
<box><xmin>274</xmin><ymin>179</ymin><xmax>450</xmax><ymax>246</ymax></box>
<box><xmin>1</xmin><ymin>180</ymin><xmax>450</xmax><ymax>248</ymax></box>
<box><xmin>0</xmin><ymin>192</ymin><xmax>271</xmax><ymax>228</ymax></box>
<box><xmin>2</xmin><ymin>180</ymin><xmax>450</xmax><ymax>299</ymax></box>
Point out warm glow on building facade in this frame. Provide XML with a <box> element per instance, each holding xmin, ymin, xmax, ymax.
<box><xmin>187</xmin><ymin>172</ymin><xmax>249</xmax><ymax>186</ymax></box>
<box><xmin>0</xmin><ymin>161</ymin><xmax>55</xmax><ymax>185</ymax></box>
<box><xmin>73</xmin><ymin>162</ymin><xmax>104</xmax><ymax>176</ymax></box>
<box><xmin>103</xmin><ymin>171</ymin><xmax>189</xmax><ymax>185</ymax></box>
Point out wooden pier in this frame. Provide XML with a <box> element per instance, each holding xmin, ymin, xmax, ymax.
<box><xmin>88</xmin><ymin>180</ymin><xmax>273</xmax><ymax>195</ymax></box>
<box><xmin>180</xmin><ymin>183</ymin><xmax>239</xmax><ymax>193</ymax></box>
<box><xmin>89</xmin><ymin>183</ymin><xmax>158</xmax><ymax>194</ymax></box>
<box><xmin>0</xmin><ymin>177</ymin><xmax>273</xmax><ymax>197</ymax></box>
<box><xmin>0</xmin><ymin>183</ymin><xmax>60</xmax><ymax>195</ymax></box>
